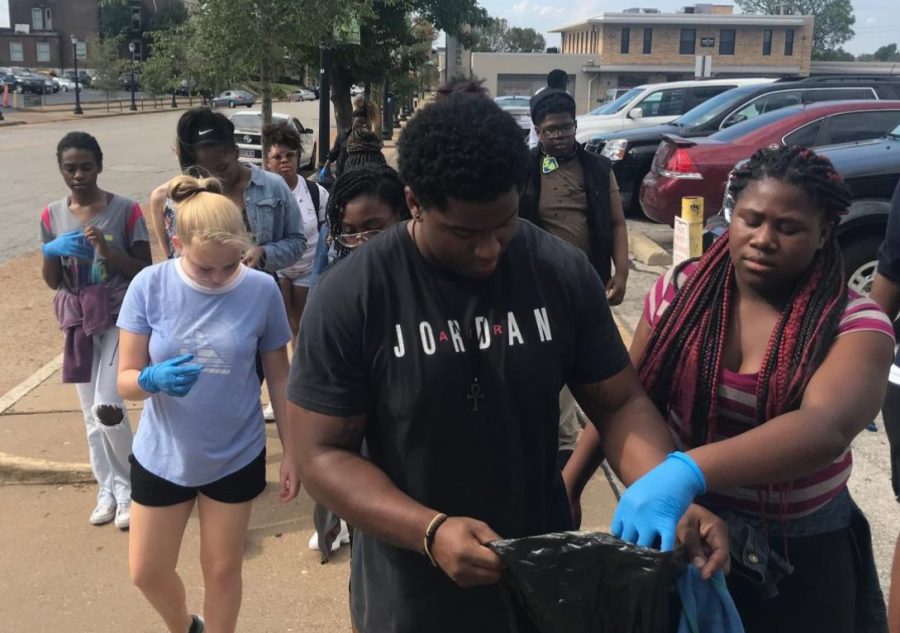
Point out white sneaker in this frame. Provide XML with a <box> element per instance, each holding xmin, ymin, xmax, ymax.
<box><xmin>89</xmin><ymin>502</ymin><xmax>116</xmax><ymax>526</ymax></box>
<box><xmin>263</xmin><ymin>403</ymin><xmax>275</xmax><ymax>422</ymax></box>
<box><xmin>308</xmin><ymin>520</ymin><xmax>350</xmax><ymax>551</ymax></box>
<box><xmin>114</xmin><ymin>503</ymin><xmax>130</xmax><ymax>530</ymax></box>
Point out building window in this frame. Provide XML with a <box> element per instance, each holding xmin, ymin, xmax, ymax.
<box><xmin>45</xmin><ymin>8</ymin><xmax>52</xmax><ymax>31</ymax></box>
<box><xmin>621</xmin><ymin>27</ymin><xmax>630</xmax><ymax>54</ymax></box>
<box><xmin>10</xmin><ymin>41</ymin><xmax>24</xmax><ymax>62</ymax></box>
<box><xmin>131</xmin><ymin>7</ymin><xmax>142</xmax><ymax>31</ymax></box>
<box><xmin>36</xmin><ymin>41</ymin><xmax>50</xmax><ymax>62</ymax></box>
<box><xmin>719</xmin><ymin>29</ymin><xmax>736</xmax><ymax>55</ymax></box>
<box><xmin>32</xmin><ymin>7</ymin><xmax>43</xmax><ymax>30</ymax></box>
<box><xmin>75</xmin><ymin>40</ymin><xmax>87</xmax><ymax>59</ymax></box>
<box><xmin>785</xmin><ymin>29</ymin><xmax>795</xmax><ymax>56</ymax></box>
<box><xmin>762</xmin><ymin>29</ymin><xmax>773</xmax><ymax>56</ymax></box>
<box><xmin>643</xmin><ymin>28</ymin><xmax>653</xmax><ymax>54</ymax></box>
<box><xmin>679</xmin><ymin>28</ymin><xmax>696</xmax><ymax>54</ymax></box>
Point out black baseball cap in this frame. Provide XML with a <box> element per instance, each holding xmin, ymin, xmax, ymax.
<box><xmin>180</xmin><ymin>107</ymin><xmax>235</xmax><ymax>146</ymax></box>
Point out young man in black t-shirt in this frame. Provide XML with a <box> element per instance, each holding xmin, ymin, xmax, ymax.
<box><xmin>287</xmin><ymin>92</ymin><xmax>727</xmax><ymax>633</ymax></box>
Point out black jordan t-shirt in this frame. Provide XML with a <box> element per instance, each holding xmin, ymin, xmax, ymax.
<box><xmin>288</xmin><ymin>220</ymin><xmax>629</xmax><ymax>633</ymax></box>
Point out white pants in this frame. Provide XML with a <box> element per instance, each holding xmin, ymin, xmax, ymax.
<box><xmin>73</xmin><ymin>326</ymin><xmax>133</xmax><ymax>506</ymax></box>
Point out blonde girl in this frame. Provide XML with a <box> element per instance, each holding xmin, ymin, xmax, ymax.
<box><xmin>117</xmin><ymin>175</ymin><xmax>299</xmax><ymax>633</ymax></box>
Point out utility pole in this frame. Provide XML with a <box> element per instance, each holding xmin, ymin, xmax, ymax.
<box><xmin>317</xmin><ymin>45</ymin><xmax>332</xmax><ymax>167</ymax></box>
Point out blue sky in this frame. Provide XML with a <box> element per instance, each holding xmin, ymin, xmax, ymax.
<box><xmin>477</xmin><ymin>0</ymin><xmax>900</xmax><ymax>56</ymax></box>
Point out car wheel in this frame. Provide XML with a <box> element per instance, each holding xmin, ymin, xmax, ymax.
<box><xmin>229</xmin><ymin>100</ymin><xmax>235</xmax><ymax>108</ymax></box>
<box><xmin>842</xmin><ymin>232</ymin><xmax>883</xmax><ymax>296</ymax></box>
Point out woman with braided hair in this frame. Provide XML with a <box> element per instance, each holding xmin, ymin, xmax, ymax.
<box><xmin>335</xmin><ymin>128</ymin><xmax>386</xmax><ymax>176</ymax></box>
<box><xmin>311</xmin><ymin>162</ymin><xmax>409</xmax><ymax>279</ymax></box>
<box><xmin>566</xmin><ymin>145</ymin><xmax>895</xmax><ymax>631</ymax></box>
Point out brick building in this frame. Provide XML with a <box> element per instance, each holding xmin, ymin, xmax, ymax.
<box><xmin>553</xmin><ymin>5</ymin><xmax>814</xmax><ymax>82</ymax></box>
<box><xmin>0</xmin><ymin>0</ymin><xmax>176</xmax><ymax>72</ymax></box>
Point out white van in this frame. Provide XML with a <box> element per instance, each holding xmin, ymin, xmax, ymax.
<box><xmin>575</xmin><ymin>77</ymin><xmax>776</xmax><ymax>143</ymax></box>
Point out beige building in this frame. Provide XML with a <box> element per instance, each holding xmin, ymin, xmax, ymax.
<box><xmin>464</xmin><ymin>5</ymin><xmax>815</xmax><ymax>114</ymax></box>
<box><xmin>554</xmin><ymin>5</ymin><xmax>813</xmax><ymax>79</ymax></box>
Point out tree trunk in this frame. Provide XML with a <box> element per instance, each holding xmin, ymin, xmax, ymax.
<box><xmin>331</xmin><ymin>58</ymin><xmax>354</xmax><ymax>132</ymax></box>
<box><xmin>369</xmin><ymin>78</ymin><xmax>384</xmax><ymax>138</ymax></box>
<box><xmin>260</xmin><ymin>46</ymin><xmax>273</xmax><ymax>163</ymax></box>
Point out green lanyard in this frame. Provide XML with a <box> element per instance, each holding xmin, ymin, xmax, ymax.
<box><xmin>542</xmin><ymin>155</ymin><xmax>559</xmax><ymax>174</ymax></box>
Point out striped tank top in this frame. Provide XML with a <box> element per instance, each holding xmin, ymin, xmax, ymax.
<box><xmin>644</xmin><ymin>261</ymin><xmax>894</xmax><ymax>519</ymax></box>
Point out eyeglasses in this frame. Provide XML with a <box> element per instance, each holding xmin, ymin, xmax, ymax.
<box><xmin>539</xmin><ymin>123</ymin><xmax>577</xmax><ymax>138</ymax></box>
<box><xmin>335</xmin><ymin>229</ymin><xmax>383</xmax><ymax>249</ymax></box>
<box><xmin>269</xmin><ymin>151</ymin><xmax>298</xmax><ymax>163</ymax></box>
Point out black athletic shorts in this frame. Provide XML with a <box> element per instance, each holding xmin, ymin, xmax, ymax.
<box><xmin>130</xmin><ymin>449</ymin><xmax>267</xmax><ymax>507</ymax></box>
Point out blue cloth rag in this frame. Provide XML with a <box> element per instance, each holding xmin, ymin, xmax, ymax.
<box><xmin>677</xmin><ymin>567</ymin><xmax>745</xmax><ymax>633</ymax></box>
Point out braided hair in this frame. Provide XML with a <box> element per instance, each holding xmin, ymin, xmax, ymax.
<box><xmin>325</xmin><ymin>163</ymin><xmax>410</xmax><ymax>259</ymax></box>
<box><xmin>639</xmin><ymin>146</ymin><xmax>852</xmax><ymax>446</ymax></box>
<box><xmin>336</xmin><ymin>129</ymin><xmax>385</xmax><ymax>175</ymax></box>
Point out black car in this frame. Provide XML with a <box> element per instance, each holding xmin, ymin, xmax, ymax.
<box><xmin>586</xmin><ymin>78</ymin><xmax>900</xmax><ymax>215</ymax></box>
<box><xmin>9</xmin><ymin>67</ymin><xmax>47</xmax><ymax>94</ymax></box>
<box><xmin>710</xmin><ymin>125</ymin><xmax>900</xmax><ymax>295</ymax></box>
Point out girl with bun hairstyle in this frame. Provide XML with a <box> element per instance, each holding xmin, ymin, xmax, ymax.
<box><xmin>117</xmin><ymin>175</ymin><xmax>299</xmax><ymax>633</ymax></box>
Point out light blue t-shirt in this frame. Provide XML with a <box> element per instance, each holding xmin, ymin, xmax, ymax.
<box><xmin>117</xmin><ymin>258</ymin><xmax>291</xmax><ymax>486</ymax></box>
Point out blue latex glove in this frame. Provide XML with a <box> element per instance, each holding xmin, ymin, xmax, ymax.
<box><xmin>612</xmin><ymin>452</ymin><xmax>707</xmax><ymax>551</ymax></box>
<box><xmin>318</xmin><ymin>166</ymin><xmax>329</xmax><ymax>180</ymax></box>
<box><xmin>138</xmin><ymin>354</ymin><xmax>203</xmax><ymax>397</ymax></box>
<box><xmin>43</xmin><ymin>229</ymin><xmax>94</xmax><ymax>260</ymax></box>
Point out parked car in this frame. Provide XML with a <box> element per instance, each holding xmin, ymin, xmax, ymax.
<box><xmin>10</xmin><ymin>67</ymin><xmax>48</xmax><ymax>94</ymax></box>
<box><xmin>119</xmin><ymin>72</ymin><xmax>141</xmax><ymax>91</ymax></box>
<box><xmin>704</xmin><ymin>124</ymin><xmax>900</xmax><ymax>295</ymax></box>
<box><xmin>230</xmin><ymin>111</ymin><xmax>317</xmax><ymax>170</ymax></box>
<box><xmin>63</xmin><ymin>69</ymin><xmax>92</xmax><ymax>88</ymax></box>
<box><xmin>0</xmin><ymin>68</ymin><xmax>17</xmax><ymax>92</ymax></box>
<box><xmin>494</xmin><ymin>95</ymin><xmax>532</xmax><ymax>137</ymax></box>
<box><xmin>53</xmin><ymin>76</ymin><xmax>78</xmax><ymax>92</ymax></box>
<box><xmin>212</xmin><ymin>89</ymin><xmax>256</xmax><ymax>108</ymax></box>
<box><xmin>588</xmin><ymin>78</ymin><xmax>900</xmax><ymax>215</ymax></box>
<box><xmin>640</xmin><ymin>100</ymin><xmax>900</xmax><ymax>226</ymax></box>
<box><xmin>350</xmin><ymin>84</ymin><xmax>365</xmax><ymax>97</ymax></box>
<box><xmin>575</xmin><ymin>78</ymin><xmax>775</xmax><ymax>144</ymax></box>
<box><xmin>175</xmin><ymin>79</ymin><xmax>199</xmax><ymax>96</ymax></box>
<box><xmin>302</xmin><ymin>85</ymin><xmax>320</xmax><ymax>99</ymax></box>
<box><xmin>287</xmin><ymin>88</ymin><xmax>317</xmax><ymax>102</ymax></box>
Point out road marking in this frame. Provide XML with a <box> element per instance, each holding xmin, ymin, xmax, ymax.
<box><xmin>0</xmin><ymin>353</ymin><xmax>63</xmax><ymax>415</ymax></box>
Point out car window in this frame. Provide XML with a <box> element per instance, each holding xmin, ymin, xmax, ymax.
<box><xmin>722</xmin><ymin>90</ymin><xmax>803</xmax><ymax>128</ymax></box>
<box><xmin>800</xmin><ymin>87</ymin><xmax>877</xmax><ymax>103</ymax></box>
<box><xmin>709</xmin><ymin>105</ymin><xmax>805</xmax><ymax>142</ymax></box>
<box><xmin>674</xmin><ymin>84</ymin><xmax>761</xmax><ymax>129</ymax></box>
<box><xmin>588</xmin><ymin>87</ymin><xmax>643</xmax><ymax>115</ymax></box>
<box><xmin>783</xmin><ymin>120</ymin><xmax>823</xmax><ymax>147</ymax></box>
<box><xmin>823</xmin><ymin>110</ymin><xmax>900</xmax><ymax>145</ymax></box>
<box><xmin>230</xmin><ymin>113</ymin><xmax>261</xmax><ymax>130</ymax></box>
<box><xmin>496</xmin><ymin>97</ymin><xmax>531</xmax><ymax>109</ymax></box>
<box><xmin>638</xmin><ymin>89</ymin><xmax>686</xmax><ymax>117</ymax></box>
<box><xmin>689</xmin><ymin>85</ymin><xmax>733</xmax><ymax>104</ymax></box>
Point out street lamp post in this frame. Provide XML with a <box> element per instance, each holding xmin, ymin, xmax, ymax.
<box><xmin>128</xmin><ymin>41</ymin><xmax>137</xmax><ymax>111</ymax></box>
<box><xmin>71</xmin><ymin>35</ymin><xmax>83</xmax><ymax>115</ymax></box>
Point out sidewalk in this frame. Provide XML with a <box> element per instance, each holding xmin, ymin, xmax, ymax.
<box><xmin>0</xmin><ymin>340</ymin><xmax>621</xmax><ymax>633</ymax></box>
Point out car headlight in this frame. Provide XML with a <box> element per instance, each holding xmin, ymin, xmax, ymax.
<box><xmin>600</xmin><ymin>139</ymin><xmax>629</xmax><ymax>162</ymax></box>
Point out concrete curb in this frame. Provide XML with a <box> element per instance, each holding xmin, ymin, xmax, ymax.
<box><xmin>0</xmin><ymin>353</ymin><xmax>94</xmax><ymax>485</ymax></box>
<box><xmin>0</xmin><ymin>451</ymin><xmax>94</xmax><ymax>484</ymax></box>
<box><xmin>0</xmin><ymin>120</ymin><xmax>27</xmax><ymax>128</ymax></box>
<box><xmin>0</xmin><ymin>104</ymin><xmax>195</xmax><ymax>127</ymax></box>
<box><xmin>629</xmin><ymin>232</ymin><xmax>671</xmax><ymax>267</ymax></box>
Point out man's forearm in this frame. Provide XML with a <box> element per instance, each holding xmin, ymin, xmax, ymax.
<box><xmin>301</xmin><ymin>446</ymin><xmax>439</xmax><ymax>553</ymax></box>
<box><xmin>562</xmin><ymin>422</ymin><xmax>604</xmax><ymax>497</ymax></box>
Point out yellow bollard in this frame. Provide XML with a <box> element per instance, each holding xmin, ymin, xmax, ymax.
<box><xmin>672</xmin><ymin>196</ymin><xmax>704</xmax><ymax>265</ymax></box>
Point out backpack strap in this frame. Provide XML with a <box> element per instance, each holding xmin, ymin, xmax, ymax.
<box><xmin>305</xmin><ymin>178</ymin><xmax>321</xmax><ymax>214</ymax></box>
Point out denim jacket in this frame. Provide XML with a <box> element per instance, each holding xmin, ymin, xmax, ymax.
<box><xmin>243</xmin><ymin>166</ymin><xmax>306</xmax><ymax>272</ymax></box>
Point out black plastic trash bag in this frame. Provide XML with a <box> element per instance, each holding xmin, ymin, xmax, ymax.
<box><xmin>489</xmin><ymin>531</ymin><xmax>679</xmax><ymax>633</ymax></box>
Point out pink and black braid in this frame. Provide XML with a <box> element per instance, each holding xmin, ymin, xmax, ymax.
<box><xmin>639</xmin><ymin>146</ymin><xmax>851</xmax><ymax>443</ymax></box>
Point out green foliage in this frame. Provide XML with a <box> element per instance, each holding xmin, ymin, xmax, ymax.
<box><xmin>99</xmin><ymin>0</ymin><xmax>133</xmax><ymax>40</ymax></box>
<box><xmin>87</xmin><ymin>34</ymin><xmax>127</xmax><ymax>94</ymax></box>
<box><xmin>734</xmin><ymin>0</ymin><xmax>855</xmax><ymax>55</ymax></box>
<box><xmin>873</xmin><ymin>43</ymin><xmax>900</xmax><ymax>61</ymax></box>
<box><xmin>812</xmin><ymin>46</ymin><xmax>855</xmax><ymax>61</ymax></box>
<box><xmin>471</xmin><ymin>19</ymin><xmax>546</xmax><ymax>53</ymax></box>
<box><xmin>147</xmin><ymin>0</ymin><xmax>189</xmax><ymax>32</ymax></box>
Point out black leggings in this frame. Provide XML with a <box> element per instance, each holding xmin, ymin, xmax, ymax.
<box><xmin>726</xmin><ymin>527</ymin><xmax>857</xmax><ymax>633</ymax></box>
<box><xmin>882</xmin><ymin>379</ymin><xmax>900</xmax><ymax>501</ymax></box>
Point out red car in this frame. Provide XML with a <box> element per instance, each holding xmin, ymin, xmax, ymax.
<box><xmin>640</xmin><ymin>100</ymin><xmax>900</xmax><ymax>225</ymax></box>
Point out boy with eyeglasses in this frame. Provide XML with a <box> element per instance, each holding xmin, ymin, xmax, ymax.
<box><xmin>519</xmin><ymin>88</ymin><xmax>630</xmax><ymax>472</ymax></box>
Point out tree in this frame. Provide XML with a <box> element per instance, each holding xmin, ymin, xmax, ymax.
<box><xmin>147</xmin><ymin>0</ymin><xmax>189</xmax><ymax>32</ymax></box>
<box><xmin>873</xmin><ymin>43</ymin><xmax>900</xmax><ymax>61</ymax></box>
<box><xmin>734</xmin><ymin>0</ymin><xmax>855</xmax><ymax>57</ymax></box>
<box><xmin>504</xmin><ymin>27</ymin><xmax>546</xmax><ymax>52</ymax></box>
<box><xmin>86</xmin><ymin>34</ymin><xmax>126</xmax><ymax>97</ymax></box>
<box><xmin>470</xmin><ymin>18</ymin><xmax>509</xmax><ymax>53</ymax></box>
<box><xmin>813</xmin><ymin>46</ymin><xmax>855</xmax><ymax>61</ymax></box>
<box><xmin>99</xmin><ymin>0</ymin><xmax>133</xmax><ymax>40</ymax></box>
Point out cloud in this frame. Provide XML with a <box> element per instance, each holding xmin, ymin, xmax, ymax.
<box><xmin>865</xmin><ymin>16</ymin><xmax>877</xmax><ymax>25</ymax></box>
